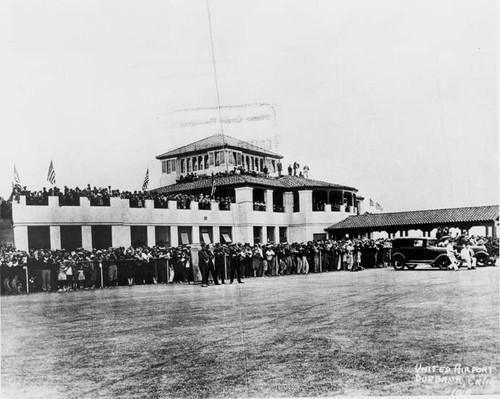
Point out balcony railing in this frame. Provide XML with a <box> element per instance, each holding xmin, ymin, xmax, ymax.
<box><xmin>90</xmin><ymin>197</ymin><xmax>110</xmax><ymax>206</ymax></box>
<box><xmin>253</xmin><ymin>203</ymin><xmax>266</xmax><ymax>211</ymax></box>
<box><xmin>198</xmin><ymin>202</ymin><xmax>211</xmax><ymax>210</ymax></box>
<box><xmin>154</xmin><ymin>200</ymin><xmax>169</xmax><ymax>209</ymax></box>
<box><xmin>313</xmin><ymin>202</ymin><xmax>325</xmax><ymax>212</ymax></box>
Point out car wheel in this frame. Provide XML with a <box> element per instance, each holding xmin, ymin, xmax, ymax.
<box><xmin>392</xmin><ymin>257</ymin><xmax>406</xmax><ymax>270</ymax></box>
<box><xmin>436</xmin><ymin>257</ymin><xmax>450</xmax><ymax>270</ymax></box>
<box><xmin>406</xmin><ymin>263</ymin><xmax>417</xmax><ymax>270</ymax></box>
<box><xmin>475</xmin><ymin>254</ymin><xmax>488</xmax><ymax>267</ymax></box>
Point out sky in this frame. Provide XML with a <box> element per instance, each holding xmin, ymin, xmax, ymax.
<box><xmin>0</xmin><ymin>0</ymin><xmax>497</xmax><ymax>212</ymax></box>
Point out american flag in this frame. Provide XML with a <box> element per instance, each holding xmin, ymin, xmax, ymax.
<box><xmin>142</xmin><ymin>168</ymin><xmax>149</xmax><ymax>191</ymax></box>
<box><xmin>210</xmin><ymin>173</ymin><xmax>216</xmax><ymax>198</ymax></box>
<box><xmin>47</xmin><ymin>160</ymin><xmax>56</xmax><ymax>185</ymax></box>
<box><xmin>13</xmin><ymin>165</ymin><xmax>21</xmax><ymax>190</ymax></box>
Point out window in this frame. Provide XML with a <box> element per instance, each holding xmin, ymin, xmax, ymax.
<box><xmin>166</xmin><ymin>161</ymin><xmax>171</xmax><ymax>174</ymax></box>
<box><xmin>162</xmin><ymin>161</ymin><xmax>167</xmax><ymax>173</ymax></box>
<box><xmin>171</xmin><ymin>160</ymin><xmax>176</xmax><ymax>172</ymax></box>
<box><xmin>279</xmin><ymin>227</ymin><xmax>288</xmax><ymax>243</ymax></box>
<box><xmin>178</xmin><ymin>227</ymin><xmax>192</xmax><ymax>245</ymax></box>
<box><xmin>187</xmin><ymin>158</ymin><xmax>191</xmax><ymax>172</ymax></box>
<box><xmin>181</xmin><ymin>159</ymin><xmax>186</xmax><ymax>173</ymax></box>
<box><xmin>155</xmin><ymin>226</ymin><xmax>170</xmax><ymax>246</ymax></box>
<box><xmin>267</xmin><ymin>226</ymin><xmax>275</xmax><ymax>243</ymax></box>
<box><xmin>293</xmin><ymin>191</ymin><xmax>300</xmax><ymax>212</ymax></box>
<box><xmin>91</xmin><ymin>225</ymin><xmax>112</xmax><ymax>250</ymax></box>
<box><xmin>236</xmin><ymin>152</ymin><xmax>242</xmax><ymax>165</ymax></box>
<box><xmin>414</xmin><ymin>240</ymin><xmax>424</xmax><ymax>248</ymax></box>
<box><xmin>253</xmin><ymin>226</ymin><xmax>262</xmax><ymax>244</ymax></box>
<box><xmin>200</xmin><ymin>226</ymin><xmax>213</xmax><ymax>244</ymax></box>
<box><xmin>131</xmin><ymin>226</ymin><xmax>148</xmax><ymax>247</ymax></box>
<box><xmin>28</xmin><ymin>226</ymin><xmax>51</xmax><ymax>250</ymax></box>
<box><xmin>192</xmin><ymin>157</ymin><xmax>197</xmax><ymax>172</ymax></box>
<box><xmin>220</xmin><ymin>227</ymin><xmax>233</xmax><ymax>243</ymax></box>
<box><xmin>313</xmin><ymin>233</ymin><xmax>327</xmax><ymax>241</ymax></box>
<box><xmin>61</xmin><ymin>226</ymin><xmax>82</xmax><ymax>250</ymax></box>
<box><xmin>215</xmin><ymin>152</ymin><xmax>220</xmax><ymax>166</ymax></box>
<box><xmin>204</xmin><ymin>155</ymin><xmax>209</xmax><ymax>169</ymax></box>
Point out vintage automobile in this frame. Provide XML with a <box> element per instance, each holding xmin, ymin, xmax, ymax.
<box><xmin>391</xmin><ymin>237</ymin><xmax>490</xmax><ymax>270</ymax></box>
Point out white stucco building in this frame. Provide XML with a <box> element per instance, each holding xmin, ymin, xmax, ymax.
<box><xmin>12</xmin><ymin>134</ymin><xmax>374</xmax><ymax>251</ymax></box>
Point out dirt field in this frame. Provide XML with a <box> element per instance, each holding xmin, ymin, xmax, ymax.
<box><xmin>2</xmin><ymin>266</ymin><xmax>499</xmax><ymax>398</ymax></box>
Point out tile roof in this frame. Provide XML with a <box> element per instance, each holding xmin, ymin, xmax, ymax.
<box><xmin>326</xmin><ymin>205</ymin><xmax>499</xmax><ymax>230</ymax></box>
<box><xmin>156</xmin><ymin>134</ymin><xmax>283</xmax><ymax>159</ymax></box>
<box><xmin>153</xmin><ymin>174</ymin><xmax>357</xmax><ymax>194</ymax></box>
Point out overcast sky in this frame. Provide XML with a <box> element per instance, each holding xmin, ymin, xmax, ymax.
<box><xmin>1</xmin><ymin>0</ymin><xmax>497</xmax><ymax>212</ymax></box>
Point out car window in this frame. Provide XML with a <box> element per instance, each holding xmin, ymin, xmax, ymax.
<box><xmin>426</xmin><ymin>239</ymin><xmax>437</xmax><ymax>247</ymax></box>
<box><xmin>414</xmin><ymin>240</ymin><xmax>424</xmax><ymax>247</ymax></box>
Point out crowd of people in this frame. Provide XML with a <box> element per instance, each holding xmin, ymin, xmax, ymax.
<box><xmin>1</xmin><ymin>238</ymin><xmax>393</xmax><ymax>295</ymax></box>
<box><xmin>1</xmin><ymin>233</ymin><xmax>498</xmax><ymax>295</ymax></box>
<box><xmin>9</xmin><ymin>185</ymin><xmax>236</xmax><ymax>210</ymax></box>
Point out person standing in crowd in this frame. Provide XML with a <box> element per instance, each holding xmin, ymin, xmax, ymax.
<box><xmin>157</xmin><ymin>249</ymin><xmax>169</xmax><ymax>284</ymax></box>
<box><xmin>300</xmin><ymin>244</ymin><xmax>310</xmax><ymax>274</ymax></box>
<box><xmin>244</xmin><ymin>244</ymin><xmax>253</xmax><ymax>277</ymax></box>
<box><xmin>265</xmin><ymin>245</ymin><xmax>276</xmax><ymax>276</ymax></box>
<box><xmin>293</xmin><ymin>161</ymin><xmax>300</xmax><ymax>176</ymax></box>
<box><xmin>141</xmin><ymin>248</ymin><xmax>153</xmax><ymax>284</ymax></box>
<box><xmin>198</xmin><ymin>244</ymin><xmax>209</xmax><ymax>287</ymax></box>
<box><xmin>41</xmin><ymin>251</ymin><xmax>53</xmax><ymax>292</ymax></box>
<box><xmin>56</xmin><ymin>256</ymin><xmax>68</xmax><ymax>292</ymax></box>
<box><xmin>253</xmin><ymin>244</ymin><xmax>263</xmax><ymax>277</ymax></box>
<box><xmin>287</xmin><ymin>164</ymin><xmax>293</xmax><ymax>176</ymax></box>
<box><xmin>277</xmin><ymin>161</ymin><xmax>283</xmax><ymax>177</ymax></box>
<box><xmin>199</xmin><ymin>244</ymin><xmax>218</xmax><ymax>287</ymax></box>
<box><xmin>133</xmin><ymin>248</ymin><xmax>145</xmax><ymax>285</ymax></box>
<box><xmin>106</xmin><ymin>249</ymin><xmax>118</xmax><ymax>287</ymax></box>
<box><xmin>214</xmin><ymin>244</ymin><xmax>226</xmax><ymax>284</ymax></box>
<box><xmin>64</xmin><ymin>254</ymin><xmax>74</xmax><ymax>290</ymax></box>
<box><xmin>345</xmin><ymin>241</ymin><xmax>354</xmax><ymax>271</ymax></box>
<box><xmin>229</xmin><ymin>244</ymin><xmax>244</xmax><ymax>284</ymax></box>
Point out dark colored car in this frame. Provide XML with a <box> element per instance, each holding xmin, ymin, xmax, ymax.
<box><xmin>391</xmin><ymin>237</ymin><xmax>490</xmax><ymax>270</ymax></box>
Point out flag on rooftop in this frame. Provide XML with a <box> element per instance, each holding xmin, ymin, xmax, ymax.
<box><xmin>210</xmin><ymin>173</ymin><xmax>216</xmax><ymax>198</ymax></box>
<box><xmin>47</xmin><ymin>160</ymin><xmax>56</xmax><ymax>185</ymax></box>
<box><xmin>13</xmin><ymin>165</ymin><xmax>21</xmax><ymax>190</ymax></box>
<box><xmin>142</xmin><ymin>168</ymin><xmax>149</xmax><ymax>191</ymax></box>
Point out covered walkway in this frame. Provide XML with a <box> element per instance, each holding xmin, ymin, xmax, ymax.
<box><xmin>326</xmin><ymin>205</ymin><xmax>499</xmax><ymax>239</ymax></box>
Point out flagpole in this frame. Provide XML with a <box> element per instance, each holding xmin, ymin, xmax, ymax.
<box><xmin>205</xmin><ymin>0</ymin><xmax>229</xmax><ymax>174</ymax></box>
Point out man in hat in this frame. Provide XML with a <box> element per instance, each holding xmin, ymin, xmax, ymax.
<box><xmin>198</xmin><ymin>244</ymin><xmax>218</xmax><ymax>287</ymax></box>
<box><xmin>229</xmin><ymin>244</ymin><xmax>244</xmax><ymax>284</ymax></box>
<box><xmin>214</xmin><ymin>244</ymin><xmax>226</xmax><ymax>284</ymax></box>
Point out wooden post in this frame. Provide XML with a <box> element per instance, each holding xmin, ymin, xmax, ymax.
<box><xmin>24</xmin><ymin>266</ymin><xmax>29</xmax><ymax>294</ymax></box>
<box><xmin>224</xmin><ymin>254</ymin><xmax>228</xmax><ymax>280</ymax></box>
<box><xmin>100</xmin><ymin>262</ymin><xmax>104</xmax><ymax>289</ymax></box>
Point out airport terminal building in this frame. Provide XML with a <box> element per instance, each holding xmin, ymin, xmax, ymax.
<box><xmin>11</xmin><ymin>134</ymin><xmax>378</xmax><ymax>251</ymax></box>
